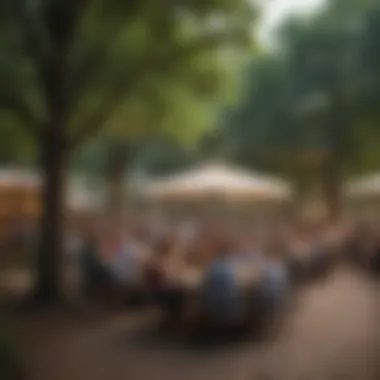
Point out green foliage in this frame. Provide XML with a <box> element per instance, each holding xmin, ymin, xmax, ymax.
<box><xmin>0</xmin><ymin>0</ymin><xmax>256</xmax><ymax>171</ymax></box>
<box><xmin>0</xmin><ymin>113</ymin><xmax>35</xmax><ymax>164</ymax></box>
<box><xmin>0</xmin><ymin>0</ymin><xmax>255</xmax><ymax>145</ymax></box>
<box><xmin>72</xmin><ymin>140</ymin><xmax>108</xmax><ymax>177</ymax></box>
<box><xmin>221</xmin><ymin>0</ymin><xmax>380</xmax><ymax>186</ymax></box>
<box><xmin>134</xmin><ymin>139</ymin><xmax>198</xmax><ymax>175</ymax></box>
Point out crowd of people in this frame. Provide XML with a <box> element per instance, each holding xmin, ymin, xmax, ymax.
<box><xmin>3</xmin><ymin>213</ymin><xmax>380</xmax><ymax>334</ymax></box>
<box><xmin>68</xmin><ymin>214</ymin><xmax>362</xmax><ymax>332</ymax></box>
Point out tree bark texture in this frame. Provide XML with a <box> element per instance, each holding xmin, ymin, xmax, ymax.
<box><xmin>33</xmin><ymin>132</ymin><xmax>68</xmax><ymax>304</ymax></box>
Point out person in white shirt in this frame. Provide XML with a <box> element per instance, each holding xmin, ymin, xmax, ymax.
<box><xmin>107</xmin><ymin>236</ymin><xmax>150</xmax><ymax>287</ymax></box>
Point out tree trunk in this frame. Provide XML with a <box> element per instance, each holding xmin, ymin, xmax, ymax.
<box><xmin>321</xmin><ymin>153</ymin><xmax>342</xmax><ymax>222</ymax></box>
<box><xmin>105</xmin><ymin>142</ymin><xmax>135</xmax><ymax>214</ymax></box>
<box><xmin>33</xmin><ymin>133</ymin><xmax>68</xmax><ymax>305</ymax></box>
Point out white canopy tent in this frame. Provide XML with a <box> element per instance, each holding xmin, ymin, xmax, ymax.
<box><xmin>344</xmin><ymin>173</ymin><xmax>380</xmax><ymax>218</ymax></box>
<box><xmin>345</xmin><ymin>173</ymin><xmax>380</xmax><ymax>198</ymax></box>
<box><xmin>143</xmin><ymin>163</ymin><xmax>293</xmax><ymax>202</ymax></box>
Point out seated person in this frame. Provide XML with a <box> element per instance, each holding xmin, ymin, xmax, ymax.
<box><xmin>201</xmin><ymin>240</ymin><xmax>245</xmax><ymax>325</ymax></box>
<box><xmin>80</xmin><ymin>228</ymin><xmax>111</xmax><ymax>297</ymax></box>
<box><xmin>106</xmin><ymin>232</ymin><xmax>151</xmax><ymax>291</ymax></box>
<box><xmin>144</xmin><ymin>238</ymin><xmax>187</xmax><ymax>323</ymax></box>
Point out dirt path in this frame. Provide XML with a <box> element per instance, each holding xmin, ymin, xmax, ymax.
<box><xmin>17</xmin><ymin>266</ymin><xmax>380</xmax><ymax>380</ymax></box>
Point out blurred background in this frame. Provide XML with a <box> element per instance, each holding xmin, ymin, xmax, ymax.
<box><xmin>2</xmin><ymin>0</ymin><xmax>380</xmax><ymax>379</ymax></box>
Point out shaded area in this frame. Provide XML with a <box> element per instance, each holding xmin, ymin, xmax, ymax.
<box><xmin>13</xmin><ymin>266</ymin><xmax>380</xmax><ymax>380</ymax></box>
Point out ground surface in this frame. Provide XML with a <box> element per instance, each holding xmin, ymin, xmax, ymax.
<box><xmin>11</xmin><ymin>266</ymin><xmax>380</xmax><ymax>380</ymax></box>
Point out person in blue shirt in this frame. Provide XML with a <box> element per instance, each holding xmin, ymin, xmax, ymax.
<box><xmin>201</xmin><ymin>241</ymin><xmax>245</xmax><ymax>326</ymax></box>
